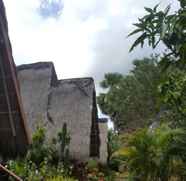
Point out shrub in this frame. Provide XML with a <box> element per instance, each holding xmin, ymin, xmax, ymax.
<box><xmin>113</xmin><ymin>124</ymin><xmax>186</xmax><ymax>181</ymax></box>
<box><xmin>26</xmin><ymin>126</ymin><xmax>49</xmax><ymax>166</ymax></box>
<box><xmin>87</xmin><ymin>159</ymin><xmax>99</xmax><ymax>171</ymax></box>
<box><xmin>7</xmin><ymin>123</ymin><xmax>73</xmax><ymax>180</ymax></box>
<box><xmin>86</xmin><ymin>159</ymin><xmax>116</xmax><ymax>181</ymax></box>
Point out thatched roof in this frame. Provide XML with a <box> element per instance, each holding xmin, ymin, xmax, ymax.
<box><xmin>17</xmin><ymin>61</ymin><xmax>58</xmax><ymax>87</ymax></box>
<box><xmin>17</xmin><ymin>61</ymin><xmax>100</xmax><ymax>160</ymax></box>
<box><xmin>17</xmin><ymin>61</ymin><xmax>54</xmax><ymax>71</ymax></box>
<box><xmin>17</xmin><ymin>62</ymin><xmax>94</xmax><ymax>91</ymax></box>
<box><xmin>0</xmin><ymin>0</ymin><xmax>31</xmax><ymax>157</ymax></box>
<box><xmin>58</xmin><ymin>77</ymin><xmax>94</xmax><ymax>96</ymax></box>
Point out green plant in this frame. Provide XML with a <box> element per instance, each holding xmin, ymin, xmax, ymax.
<box><xmin>57</xmin><ymin>123</ymin><xmax>71</xmax><ymax>175</ymax></box>
<box><xmin>86</xmin><ymin>159</ymin><xmax>99</xmax><ymax>181</ymax></box>
<box><xmin>128</xmin><ymin>1</ymin><xmax>186</xmax><ymax>66</ymax></box>
<box><xmin>58</xmin><ymin>123</ymin><xmax>70</xmax><ymax>161</ymax></box>
<box><xmin>113</xmin><ymin>124</ymin><xmax>186</xmax><ymax>181</ymax></box>
<box><xmin>8</xmin><ymin>159</ymin><xmax>29</xmax><ymax>180</ymax></box>
<box><xmin>7</xmin><ymin>159</ymin><xmax>44</xmax><ymax>181</ymax></box>
<box><xmin>87</xmin><ymin>159</ymin><xmax>99</xmax><ymax>170</ymax></box>
<box><xmin>107</xmin><ymin>130</ymin><xmax>122</xmax><ymax>171</ymax></box>
<box><xmin>86</xmin><ymin>159</ymin><xmax>116</xmax><ymax>181</ymax></box>
<box><xmin>26</xmin><ymin>126</ymin><xmax>50</xmax><ymax>166</ymax></box>
<box><xmin>7</xmin><ymin>124</ymin><xmax>73</xmax><ymax>180</ymax></box>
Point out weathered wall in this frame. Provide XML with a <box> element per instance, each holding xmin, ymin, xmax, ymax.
<box><xmin>99</xmin><ymin>119</ymin><xmax>108</xmax><ymax>164</ymax></box>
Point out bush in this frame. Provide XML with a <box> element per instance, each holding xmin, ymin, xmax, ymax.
<box><xmin>112</xmin><ymin>124</ymin><xmax>186</xmax><ymax>181</ymax></box>
<box><xmin>87</xmin><ymin>159</ymin><xmax>99</xmax><ymax>171</ymax></box>
<box><xmin>86</xmin><ymin>159</ymin><xmax>116</xmax><ymax>181</ymax></box>
<box><xmin>7</xmin><ymin>124</ymin><xmax>73</xmax><ymax>180</ymax></box>
<box><xmin>26</xmin><ymin>126</ymin><xmax>49</xmax><ymax>166</ymax></box>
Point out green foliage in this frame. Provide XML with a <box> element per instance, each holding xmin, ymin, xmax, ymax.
<box><xmin>100</xmin><ymin>73</ymin><xmax>123</xmax><ymax>89</ymax></box>
<box><xmin>107</xmin><ymin>130</ymin><xmax>120</xmax><ymax>169</ymax></box>
<box><xmin>86</xmin><ymin>159</ymin><xmax>115</xmax><ymax>181</ymax></box>
<box><xmin>129</xmin><ymin>0</ymin><xmax>186</xmax><ymax>128</ymax></box>
<box><xmin>7</xmin><ymin>124</ymin><xmax>73</xmax><ymax>181</ymax></box>
<box><xmin>87</xmin><ymin>159</ymin><xmax>99</xmax><ymax>170</ymax></box>
<box><xmin>158</xmin><ymin>71</ymin><xmax>186</xmax><ymax>119</ymax></box>
<box><xmin>8</xmin><ymin>159</ymin><xmax>28</xmax><ymax>180</ymax></box>
<box><xmin>57</xmin><ymin>123</ymin><xmax>71</xmax><ymax>175</ymax></box>
<box><xmin>26</xmin><ymin>126</ymin><xmax>50</xmax><ymax>166</ymax></box>
<box><xmin>107</xmin><ymin>130</ymin><xmax>119</xmax><ymax>158</ymax></box>
<box><xmin>32</xmin><ymin>125</ymin><xmax>46</xmax><ymax>144</ymax></box>
<box><xmin>113</xmin><ymin>124</ymin><xmax>186</xmax><ymax>181</ymax></box>
<box><xmin>86</xmin><ymin>159</ymin><xmax>102</xmax><ymax>181</ymax></box>
<box><xmin>117</xmin><ymin>1</ymin><xmax>186</xmax><ymax>180</ymax></box>
<box><xmin>46</xmin><ymin>176</ymin><xmax>77</xmax><ymax>181</ymax></box>
<box><xmin>128</xmin><ymin>1</ymin><xmax>186</xmax><ymax>69</ymax></box>
<box><xmin>8</xmin><ymin>159</ymin><xmax>72</xmax><ymax>181</ymax></box>
<box><xmin>98</xmin><ymin>57</ymin><xmax>161</xmax><ymax>132</ymax></box>
<box><xmin>58</xmin><ymin>123</ymin><xmax>70</xmax><ymax>162</ymax></box>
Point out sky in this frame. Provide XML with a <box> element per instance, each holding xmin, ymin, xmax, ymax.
<box><xmin>4</xmin><ymin>0</ymin><xmax>179</xmax><ymax>90</ymax></box>
<box><xmin>3</xmin><ymin>0</ymin><xmax>179</xmax><ymax>126</ymax></box>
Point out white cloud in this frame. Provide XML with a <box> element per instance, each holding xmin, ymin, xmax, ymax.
<box><xmin>3</xmin><ymin>0</ymin><xmax>179</xmax><ymax>86</ymax></box>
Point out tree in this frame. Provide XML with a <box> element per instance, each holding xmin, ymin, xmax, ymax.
<box><xmin>129</xmin><ymin>0</ymin><xmax>186</xmax><ymax>68</ymax></box>
<box><xmin>128</xmin><ymin>0</ymin><xmax>186</xmax><ymax>127</ymax></box>
<box><xmin>98</xmin><ymin>57</ymin><xmax>161</xmax><ymax>132</ymax></box>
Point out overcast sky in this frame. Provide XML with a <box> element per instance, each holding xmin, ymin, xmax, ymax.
<box><xmin>4</xmin><ymin>0</ymin><xmax>179</xmax><ymax>92</ymax></box>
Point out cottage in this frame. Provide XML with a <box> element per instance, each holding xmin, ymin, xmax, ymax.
<box><xmin>17</xmin><ymin>62</ymin><xmax>107</xmax><ymax>162</ymax></box>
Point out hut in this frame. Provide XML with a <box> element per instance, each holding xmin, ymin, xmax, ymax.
<box><xmin>0</xmin><ymin>0</ymin><xmax>30</xmax><ymax>158</ymax></box>
<box><xmin>17</xmin><ymin>62</ymin><xmax>103</xmax><ymax>161</ymax></box>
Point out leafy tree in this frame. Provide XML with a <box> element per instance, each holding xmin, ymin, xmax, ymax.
<box><xmin>128</xmin><ymin>0</ymin><xmax>186</xmax><ymax>127</ymax></box>
<box><xmin>129</xmin><ymin>0</ymin><xmax>186</xmax><ymax>68</ymax></box>
<box><xmin>98</xmin><ymin>57</ymin><xmax>161</xmax><ymax>132</ymax></box>
<box><xmin>105</xmin><ymin>1</ymin><xmax>186</xmax><ymax>180</ymax></box>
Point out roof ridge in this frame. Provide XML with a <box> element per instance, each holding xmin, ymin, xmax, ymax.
<box><xmin>17</xmin><ymin>62</ymin><xmax>54</xmax><ymax>71</ymax></box>
<box><xmin>59</xmin><ymin>77</ymin><xmax>94</xmax><ymax>81</ymax></box>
